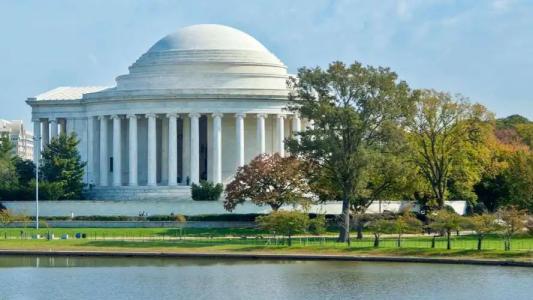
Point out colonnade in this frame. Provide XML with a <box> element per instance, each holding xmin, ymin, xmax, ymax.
<box><xmin>33</xmin><ymin>113</ymin><xmax>302</xmax><ymax>187</ymax></box>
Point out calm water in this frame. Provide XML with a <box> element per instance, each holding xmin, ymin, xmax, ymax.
<box><xmin>0</xmin><ymin>256</ymin><xmax>531</xmax><ymax>300</ymax></box>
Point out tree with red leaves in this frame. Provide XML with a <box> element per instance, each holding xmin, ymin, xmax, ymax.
<box><xmin>223</xmin><ymin>154</ymin><xmax>311</xmax><ymax>212</ymax></box>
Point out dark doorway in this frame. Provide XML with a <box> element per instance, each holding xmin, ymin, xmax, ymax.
<box><xmin>199</xmin><ymin>115</ymin><xmax>208</xmax><ymax>181</ymax></box>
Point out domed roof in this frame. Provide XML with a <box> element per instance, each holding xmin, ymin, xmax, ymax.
<box><xmin>112</xmin><ymin>24</ymin><xmax>289</xmax><ymax>96</ymax></box>
<box><xmin>148</xmin><ymin>24</ymin><xmax>269</xmax><ymax>53</ymax></box>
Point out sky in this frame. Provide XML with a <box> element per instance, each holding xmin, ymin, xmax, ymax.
<box><xmin>0</xmin><ymin>0</ymin><xmax>532</xmax><ymax>131</ymax></box>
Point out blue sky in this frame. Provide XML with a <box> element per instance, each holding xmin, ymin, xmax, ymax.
<box><xmin>1</xmin><ymin>0</ymin><xmax>532</xmax><ymax>130</ymax></box>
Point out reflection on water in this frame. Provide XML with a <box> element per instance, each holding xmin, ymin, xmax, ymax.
<box><xmin>0</xmin><ymin>255</ymin><xmax>531</xmax><ymax>300</ymax></box>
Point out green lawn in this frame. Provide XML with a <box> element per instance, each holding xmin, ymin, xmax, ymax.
<box><xmin>0</xmin><ymin>238</ymin><xmax>532</xmax><ymax>262</ymax></box>
<box><xmin>1</xmin><ymin>227</ymin><xmax>533</xmax><ymax>261</ymax></box>
<box><xmin>0</xmin><ymin>227</ymin><xmax>269</xmax><ymax>238</ymax></box>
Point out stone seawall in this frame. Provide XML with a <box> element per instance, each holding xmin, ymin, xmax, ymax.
<box><xmin>2</xmin><ymin>199</ymin><xmax>466</xmax><ymax>217</ymax></box>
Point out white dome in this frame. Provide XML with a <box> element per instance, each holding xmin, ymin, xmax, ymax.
<box><xmin>148</xmin><ymin>24</ymin><xmax>269</xmax><ymax>52</ymax></box>
<box><xmin>113</xmin><ymin>24</ymin><xmax>288</xmax><ymax>95</ymax></box>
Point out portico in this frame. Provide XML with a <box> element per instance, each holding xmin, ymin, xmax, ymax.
<box><xmin>27</xmin><ymin>24</ymin><xmax>300</xmax><ymax>200</ymax></box>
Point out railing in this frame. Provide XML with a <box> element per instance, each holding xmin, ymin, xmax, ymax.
<box><xmin>1</xmin><ymin>231</ymin><xmax>532</xmax><ymax>251</ymax></box>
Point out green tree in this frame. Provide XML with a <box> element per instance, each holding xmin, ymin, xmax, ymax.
<box><xmin>13</xmin><ymin>158</ymin><xmax>35</xmax><ymax>200</ymax></box>
<box><xmin>498</xmin><ymin>206</ymin><xmax>527</xmax><ymax>251</ymax></box>
<box><xmin>390</xmin><ymin>213</ymin><xmax>423</xmax><ymax>248</ymax></box>
<box><xmin>408</xmin><ymin>90</ymin><xmax>492</xmax><ymax>208</ymax></box>
<box><xmin>429</xmin><ymin>210</ymin><xmax>467</xmax><ymax>250</ymax></box>
<box><xmin>501</xmin><ymin>151</ymin><xmax>533</xmax><ymax>212</ymax></box>
<box><xmin>496</xmin><ymin>114</ymin><xmax>530</xmax><ymax>129</ymax></box>
<box><xmin>515</xmin><ymin>123</ymin><xmax>533</xmax><ymax>148</ymax></box>
<box><xmin>286</xmin><ymin>61</ymin><xmax>417</xmax><ymax>243</ymax></box>
<box><xmin>466</xmin><ymin>214</ymin><xmax>501</xmax><ymax>250</ymax></box>
<box><xmin>308</xmin><ymin>214</ymin><xmax>327</xmax><ymax>235</ymax></box>
<box><xmin>0</xmin><ymin>136</ymin><xmax>18</xmax><ymax>200</ymax></box>
<box><xmin>40</xmin><ymin>133</ymin><xmax>86</xmax><ymax>200</ymax></box>
<box><xmin>224</xmin><ymin>154</ymin><xmax>311</xmax><ymax>212</ymax></box>
<box><xmin>256</xmin><ymin>211</ymin><xmax>309</xmax><ymax>246</ymax></box>
<box><xmin>367</xmin><ymin>218</ymin><xmax>394</xmax><ymax>247</ymax></box>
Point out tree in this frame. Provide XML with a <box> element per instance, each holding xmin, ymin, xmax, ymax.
<box><xmin>408</xmin><ymin>90</ymin><xmax>492</xmax><ymax>208</ymax></box>
<box><xmin>224</xmin><ymin>154</ymin><xmax>311</xmax><ymax>212</ymax></box>
<box><xmin>40</xmin><ymin>133</ymin><xmax>86</xmax><ymax>200</ymax></box>
<box><xmin>429</xmin><ymin>210</ymin><xmax>466</xmax><ymax>250</ymax></box>
<box><xmin>191</xmin><ymin>181</ymin><xmax>223</xmax><ymax>200</ymax></box>
<box><xmin>308</xmin><ymin>215</ymin><xmax>327</xmax><ymax>235</ymax></box>
<box><xmin>256</xmin><ymin>211</ymin><xmax>309</xmax><ymax>246</ymax></box>
<box><xmin>501</xmin><ymin>151</ymin><xmax>533</xmax><ymax>212</ymax></box>
<box><xmin>13</xmin><ymin>158</ymin><xmax>35</xmax><ymax>200</ymax></box>
<box><xmin>0</xmin><ymin>209</ymin><xmax>30</xmax><ymax>236</ymax></box>
<box><xmin>286</xmin><ymin>61</ymin><xmax>417</xmax><ymax>243</ymax></box>
<box><xmin>367</xmin><ymin>218</ymin><xmax>393</xmax><ymax>247</ymax></box>
<box><xmin>515</xmin><ymin>123</ymin><xmax>533</xmax><ymax>148</ymax></box>
<box><xmin>496</xmin><ymin>114</ymin><xmax>530</xmax><ymax>130</ymax></box>
<box><xmin>498</xmin><ymin>206</ymin><xmax>527</xmax><ymax>251</ymax></box>
<box><xmin>0</xmin><ymin>136</ymin><xmax>18</xmax><ymax>200</ymax></box>
<box><xmin>466</xmin><ymin>214</ymin><xmax>501</xmax><ymax>251</ymax></box>
<box><xmin>390</xmin><ymin>213</ymin><xmax>422</xmax><ymax>248</ymax></box>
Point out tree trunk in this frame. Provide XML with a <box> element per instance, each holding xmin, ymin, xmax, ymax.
<box><xmin>356</xmin><ymin>219</ymin><xmax>363</xmax><ymax>240</ymax></box>
<box><xmin>477</xmin><ymin>236</ymin><xmax>482</xmax><ymax>251</ymax></box>
<box><xmin>431</xmin><ymin>236</ymin><xmax>436</xmax><ymax>248</ymax></box>
<box><xmin>447</xmin><ymin>230</ymin><xmax>451</xmax><ymax>250</ymax></box>
<box><xmin>287</xmin><ymin>234</ymin><xmax>292</xmax><ymax>247</ymax></box>
<box><xmin>373</xmin><ymin>234</ymin><xmax>380</xmax><ymax>248</ymax></box>
<box><xmin>504</xmin><ymin>238</ymin><xmax>510</xmax><ymax>251</ymax></box>
<box><xmin>337</xmin><ymin>197</ymin><xmax>351</xmax><ymax>244</ymax></box>
<box><xmin>397</xmin><ymin>234</ymin><xmax>402</xmax><ymax>248</ymax></box>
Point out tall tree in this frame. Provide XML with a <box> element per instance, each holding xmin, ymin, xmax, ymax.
<box><xmin>224</xmin><ymin>154</ymin><xmax>311</xmax><ymax>212</ymax></box>
<box><xmin>408</xmin><ymin>90</ymin><xmax>492</xmax><ymax>208</ymax></box>
<box><xmin>501</xmin><ymin>151</ymin><xmax>533</xmax><ymax>211</ymax></box>
<box><xmin>0</xmin><ymin>136</ymin><xmax>18</xmax><ymax>199</ymax></box>
<box><xmin>40</xmin><ymin>133</ymin><xmax>86</xmax><ymax>200</ymax></box>
<box><xmin>286</xmin><ymin>61</ymin><xmax>417</xmax><ymax>243</ymax></box>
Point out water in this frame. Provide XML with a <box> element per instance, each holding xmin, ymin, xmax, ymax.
<box><xmin>0</xmin><ymin>256</ymin><xmax>531</xmax><ymax>300</ymax></box>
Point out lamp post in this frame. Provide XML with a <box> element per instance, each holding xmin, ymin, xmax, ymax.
<box><xmin>34</xmin><ymin>135</ymin><xmax>40</xmax><ymax>230</ymax></box>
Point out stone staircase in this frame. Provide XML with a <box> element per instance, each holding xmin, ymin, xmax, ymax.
<box><xmin>83</xmin><ymin>185</ymin><xmax>192</xmax><ymax>200</ymax></box>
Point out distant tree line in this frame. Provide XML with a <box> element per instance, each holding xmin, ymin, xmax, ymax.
<box><xmin>0</xmin><ymin>133</ymin><xmax>85</xmax><ymax>201</ymax></box>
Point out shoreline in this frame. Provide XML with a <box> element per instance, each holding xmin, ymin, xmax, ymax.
<box><xmin>1</xmin><ymin>249</ymin><xmax>532</xmax><ymax>268</ymax></box>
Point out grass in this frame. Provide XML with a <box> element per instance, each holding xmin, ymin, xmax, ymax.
<box><xmin>0</xmin><ymin>238</ymin><xmax>532</xmax><ymax>262</ymax></box>
<box><xmin>0</xmin><ymin>227</ymin><xmax>270</xmax><ymax>238</ymax></box>
<box><xmin>1</xmin><ymin>227</ymin><xmax>533</xmax><ymax>262</ymax></box>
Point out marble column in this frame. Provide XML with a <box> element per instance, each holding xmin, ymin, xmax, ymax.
<box><xmin>33</xmin><ymin>120</ymin><xmax>41</xmax><ymax>164</ymax></box>
<box><xmin>147</xmin><ymin>113</ymin><xmax>157</xmax><ymax>186</ymax></box>
<box><xmin>42</xmin><ymin>119</ymin><xmax>49</xmax><ymax>147</ymax></box>
<box><xmin>276</xmin><ymin>114</ymin><xmax>285</xmax><ymax>156</ymax></box>
<box><xmin>182</xmin><ymin>117</ymin><xmax>190</xmax><ymax>184</ymax></box>
<box><xmin>167</xmin><ymin>113</ymin><xmax>178</xmax><ymax>186</ymax></box>
<box><xmin>257</xmin><ymin>113</ymin><xmax>266</xmax><ymax>154</ymax></box>
<box><xmin>59</xmin><ymin>119</ymin><xmax>67</xmax><ymax>135</ymax></box>
<box><xmin>112</xmin><ymin>115</ymin><xmax>122</xmax><ymax>186</ymax></box>
<box><xmin>235</xmin><ymin>113</ymin><xmax>245</xmax><ymax>168</ymax></box>
<box><xmin>292</xmin><ymin>114</ymin><xmax>301</xmax><ymax>142</ymax></box>
<box><xmin>127</xmin><ymin>114</ymin><xmax>138</xmax><ymax>186</ymax></box>
<box><xmin>212</xmin><ymin>113</ymin><xmax>222</xmax><ymax>184</ymax></box>
<box><xmin>189</xmin><ymin>113</ymin><xmax>200</xmax><ymax>184</ymax></box>
<box><xmin>98</xmin><ymin>116</ymin><xmax>109</xmax><ymax>186</ymax></box>
<box><xmin>50</xmin><ymin>119</ymin><xmax>58</xmax><ymax>140</ymax></box>
<box><xmin>161</xmin><ymin>117</ymin><xmax>169</xmax><ymax>184</ymax></box>
<box><xmin>87</xmin><ymin>116</ymin><xmax>95</xmax><ymax>185</ymax></box>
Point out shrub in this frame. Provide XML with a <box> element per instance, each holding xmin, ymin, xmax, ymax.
<box><xmin>308</xmin><ymin>215</ymin><xmax>327</xmax><ymax>235</ymax></box>
<box><xmin>191</xmin><ymin>181</ymin><xmax>223</xmax><ymax>201</ymax></box>
<box><xmin>39</xmin><ymin>181</ymin><xmax>65</xmax><ymax>200</ymax></box>
<box><xmin>173</xmin><ymin>214</ymin><xmax>187</xmax><ymax>222</ymax></box>
<box><xmin>256</xmin><ymin>211</ymin><xmax>309</xmax><ymax>246</ymax></box>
